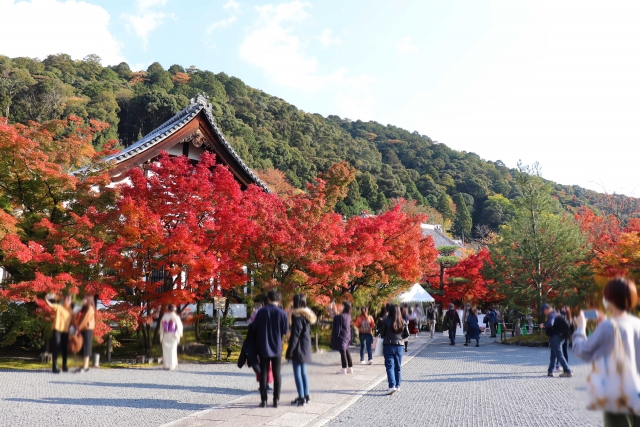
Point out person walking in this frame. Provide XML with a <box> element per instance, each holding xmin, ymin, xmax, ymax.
<box><xmin>44</xmin><ymin>294</ymin><xmax>73</xmax><ymax>373</ymax></box>
<box><xmin>286</xmin><ymin>293</ymin><xmax>316</xmax><ymax>407</ymax></box>
<box><xmin>159</xmin><ymin>304</ymin><xmax>183</xmax><ymax>371</ymax></box>
<box><xmin>414</xmin><ymin>304</ymin><xmax>424</xmax><ymax>331</ymax></box>
<box><xmin>573</xmin><ymin>277</ymin><xmax>640</xmax><ymax>426</ymax></box>
<box><xmin>252</xmin><ymin>290</ymin><xmax>289</xmax><ymax>408</ymax></box>
<box><xmin>355</xmin><ymin>307</ymin><xmax>375</xmax><ymax>365</ymax></box>
<box><xmin>75</xmin><ymin>295</ymin><xmax>95</xmax><ymax>373</ymax></box>
<box><xmin>444</xmin><ymin>304</ymin><xmax>461</xmax><ymax>346</ymax></box>
<box><xmin>539</xmin><ymin>303</ymin><xmax>572</xmax><ymax>377</ymax></box>
<box><xmin>401</xmin><ymin>305</ymin><xmax>409</xmax><ymax>352</ymax></box>
<box><xmin>330</xmin><ymin>301</ymin><xmax>353</xmax><ymax>374</ymax></box>
<box><xmin>488</xmin><ymin>306</ymin><xmax>498</xmax><ymax>338</ymax></box>
<box><xmin>249</xmin><ymin>295</ymin><xmax>273</xmax><ymax>392</ymax></box>
<box><xmin>555</xmin><ymin>307</ymin><xmax>574</xmax><ymax>372</ymax></box>
<box><xmin>426</xmin><ymin>304</ymin><xmax>436</xmax><ymax>339</ymax></box>
<box><xmin>408</xmin><ymin>307</ymin><xmax>419</xmax><ymax>337</ymax></box>
<box><xmin>462</xmin><ymin>303</ymin><xmax>471</xmax><ymax>345</ymax></box>
<box><xmin>464</xmin><ymin>307</ymin><xmax>480</xmax><ymax>347</ymax></box>
<box><xmin>379</xmin><ymin>304</ymin><xmax>406</xmax><ymax>394</ymax></box>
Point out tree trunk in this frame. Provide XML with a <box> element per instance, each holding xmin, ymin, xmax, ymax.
<box><xmin>195</xmin><ymin>300</ymin><xmax>201</xmax><ymax>341</ymax></box>
<box><xmin>439</xmin><ymin>265</ymin><xmax>445</xmax><ymax>293</ymax></box>
<box><xmin>152</xmin><ymin>309</ymin><xmax>164</xmax><ymax>345</ymax></box>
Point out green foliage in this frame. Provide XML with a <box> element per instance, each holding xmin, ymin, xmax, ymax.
<box><xmin>0</xmin><ymin>54</ymin><xmax>636</xmax><ymax>228</ymax></box>
<box><xmin>452</xmin><ymin>193</ymin><xmax>472</xmax><ymax>239</ymax></box>
<box><xmin>0</xmin><ymin>302</ymin><xmax>46</xmax><ymax>349</ymax></box>
<box><xmin>484</xmin><ymin>163</ymin><xmax>590</xmax><ymax>318</ymax></box>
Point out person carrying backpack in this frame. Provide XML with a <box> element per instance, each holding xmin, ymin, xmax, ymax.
<box><xmin>354</xmin><ymin>307</ymin><xmax>375</xmax><ymax>365</ymax></box>
<box><xmin>444</xmin><ymin>304</ymin><xmax>461</xmax><ymax>345</ymax></box>
<box><xmin>540</xmin><ymin>304</ymin><xmax>572</xmax><ymax>377</ymax></box>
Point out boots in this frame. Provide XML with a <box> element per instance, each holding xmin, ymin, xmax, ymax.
<box><xmin>291</xmin><ymin>397</ymin><xmax>305</xmax><ymax>406</ymax></box>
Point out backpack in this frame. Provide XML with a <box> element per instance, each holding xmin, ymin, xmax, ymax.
<box><xmin>359</xmin><ymin>316</ymin><xmax>372</xmax><ymax>334</ymax></box>
<box><xmin>553</xmin><ymin>314</ymin><xmax>570</xmax><ymax>339</ymax></box>
<box><xmin>163</xmin><ymin>319</ymin><xmax>176</xmax><ymax>334</ymax></box>
<box><xmin>443</xmin><ymin>313</ymin><xmax>453</xmax><ymax>329</ymax></box>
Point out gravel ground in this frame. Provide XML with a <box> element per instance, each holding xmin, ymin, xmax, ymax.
<box><xmin>326</xmin><ymin>336</ymin><xmax>604</xmax><ymax>427</ymax></box>
<box><xmin>0</xmin><ymin>363</ymin><xmax>257</xmax><ymax>427</ymax></box>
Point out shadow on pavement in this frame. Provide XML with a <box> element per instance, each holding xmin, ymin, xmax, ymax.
<box><xmin>50</xmin><ymin>381</ymin><xmax>246</xmax><ymax>395</ymax></box>
<box><xmin>4</xmin><ymin>397</ymin><xmax>210</xmax><ymax>410</ymax></box>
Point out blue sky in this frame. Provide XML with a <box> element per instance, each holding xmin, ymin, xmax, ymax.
<box><xmin>2</xmin><ymin>0</ymin><xmax>640</xmax><ymax>196</ymax></box>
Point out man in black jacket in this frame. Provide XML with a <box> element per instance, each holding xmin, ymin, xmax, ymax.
<box><xmin>250</xmin><ymin>290</ymin><xmax>289</xmax><ymax>407</ymax></box>
<box><xmin>445</xmin><ymin>304</ymin><xmax>461</xmax><ymax>345</ymax></box>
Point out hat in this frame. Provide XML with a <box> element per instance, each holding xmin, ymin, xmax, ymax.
<box><xmin>540</xmin><ymin>303</ymin><xmax>551</xmax><ymax>312</ymax></box>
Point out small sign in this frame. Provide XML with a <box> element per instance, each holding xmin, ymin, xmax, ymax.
<box><xmin>213</xmin><ymin>297</ymin><xmax>226</xmax><ymax>310</ymax></box>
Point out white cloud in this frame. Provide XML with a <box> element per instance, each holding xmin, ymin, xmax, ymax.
<box><xmin>223</xmin><ymin>0</ymin><xmax>240</xmax><ymax>13</ymax></box>
<box><xmin>396</xmin><ymin>36</ymin><xmax>419</xmax><ymax>53</ymax></box>
<box><xmin>0</xmin><ymin>0</ymin><xmax>124</xmax><ymax>65</ymax></box>
<box><xmin>239</xmin><ymin>1</ymin><xmax>344</xmax><ymax>90</ymax></box>
<box><xmin>122</xmin><ymin>0</ymin><xmax>172</xmax><ymax>49</ymax></box>
<box><xmin>207</xmin><ymin>15</ymin><xmax>236</xmax><ymax>33</ymax></box>
<box><xmin>320</xmin><ymin>29</ymin><xmax>341</xmax><ymax>47</ymax></box>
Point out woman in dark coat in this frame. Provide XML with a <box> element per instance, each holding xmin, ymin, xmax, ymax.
<box><xmin>465</xmin><ymin>307</ymin><xmax>481</xmax><ymax>347</ymax></box>
<box><xmin>330</xmin><ymin>301</ymin><xmax>353</xmax><ymax>374</ymax></box>
<box><xmin>286</xmin><ymin>293</ymin><xmax>317</xmax><ymax>406</ymax></box>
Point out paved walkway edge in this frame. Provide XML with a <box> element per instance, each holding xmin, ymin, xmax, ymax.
<box><xmin>158</xmin><ymin>338</ymin><xmax>433</xmax><ymax>427</ymax></box>
<box><xmin>303</xmin><ymin>338</ymin><xmax>432</xmax><ymax>427</ymax></box>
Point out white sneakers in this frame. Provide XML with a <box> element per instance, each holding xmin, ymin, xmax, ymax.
<box><xmin>360</xmin><ymin>360</ymin><xmax>367</xmax><ymax>365</ymax></box>
<box><xmin>338</xmin><ymin>367</ymin><xmax>355</xmax><ymax>374</ymax></box>
<box><xmin>388</xmin><ymin>387</ymin><xmax>396</xmax><ymax>395</ymax></box>
<box><xmin>346</xmin><ymin>367</ymin><xmax>354</xmax><ymax>374</ymax></box>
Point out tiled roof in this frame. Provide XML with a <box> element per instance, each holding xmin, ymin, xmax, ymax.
<box><xmin>75</xmin><ymin>94</ymin><xmax>267</xmax><ymax>191</ymax></box>
<box><xmin>421</xmin><ymin>224</ymin><xmax>464</xmax><ymax>256</ymax></box>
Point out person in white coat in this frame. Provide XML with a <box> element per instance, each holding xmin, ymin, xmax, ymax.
<box><xmin>159</xmin><ymin>304</ymin><xmax>183</xmax><ymax>370</ymax></box>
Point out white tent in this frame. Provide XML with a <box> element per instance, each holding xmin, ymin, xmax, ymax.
<box><xmin>396</xmin><ymin>283</ymin><xmax>435</xmax><ymax>303</ymax></box>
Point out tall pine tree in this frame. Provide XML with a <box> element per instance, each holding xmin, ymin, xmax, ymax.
<box><xmin>452</xmin><ymin>193</ymin><xmax>472</xmax><ymax>241</ymax></box>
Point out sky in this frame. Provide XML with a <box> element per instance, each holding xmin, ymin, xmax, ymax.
<box><xmin>1</xmin><ymin>0</ymin><xmax>639</xmax><ymax>196</ymax></box>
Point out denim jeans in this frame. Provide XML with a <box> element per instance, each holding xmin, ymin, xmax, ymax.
<box><xmin>448</xmin><ymin>326</ymin><xmax>457</xmax><ymax>344</ymax></box>
<box><xmin>383</xmin><ymin>345</ymin><xmax>403</xmax><ymax>389</ymax></box>
<box><xmin>359</xmin><ymin>333</ymin><xmax>373</xmax><ymax>361</ymax></box>
<box><xmin>548</xmin><ymin>334</ymin><xmax>571</xmax><ymax>374</ymax></box>
<box><xmin>292</xmin><ymin>361</ymin><xmax>309</xmax><ymax>399</ymax></box>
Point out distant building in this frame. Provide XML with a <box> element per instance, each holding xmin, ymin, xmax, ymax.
<box><xmin>421</xmin><ymin>224</ymin><xmax>464</xmax><ymax>256</ymax></box>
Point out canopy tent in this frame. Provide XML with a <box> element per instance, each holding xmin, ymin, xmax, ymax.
<box><xmin>396</xmin><ymin>283</ymin><xmax>435</xmax><ymax>303</ymax></box>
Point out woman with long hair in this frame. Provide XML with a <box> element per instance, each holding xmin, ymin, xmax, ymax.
<box><xmin>330</xmin><ymin>301</ymin><xmax>353</xmax><ymax>374</ymax></box>
<box><xmin>573</xmin><ymin>277</ymin><xmax>640</xmax><ymax>426</ymax></box>
<box><xmin>76</xmin><ymin>295</ymin><xmax>95</xmax><ymax>372</ymax></box>
<box><xmin>286</xmin><ymin>293</ymin><xmax>316</xmax><ymax>406</ymax></box>
<box><xmin>379</xmin><ymin>304</ymin><xmax>405</xmax><ymax>394</ymax></box>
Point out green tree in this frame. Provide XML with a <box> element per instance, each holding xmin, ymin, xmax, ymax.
<box><xmin>452</xmin><ymin>193</ymin><xmax>472</xmax><ymax>241</ymax></box>
<box><xmin>484</xmin><ymin>163</ymin><xmax>590</xmax><ymax>320</ymax></box>
<box><xmin>436</xmin><ymin>192</ymin><xmax>455</xmax><ymax>224</ymax></box>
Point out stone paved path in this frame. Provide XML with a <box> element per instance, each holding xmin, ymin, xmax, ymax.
<box><xmin>327</xmin><ymin>336</ymin><xmax>603</xmax><ymax>427</ymax></box>
<box><xmin>0</xmin><ymin>334</ymin><xmax>605</xmax><ymax>427</ymax></box>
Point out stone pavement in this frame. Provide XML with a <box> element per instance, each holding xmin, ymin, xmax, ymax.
<box><xmin>0</xmin><ymin>333</ymin><xmax>605</xmax><ymax>427</ymax></box>
<box><xmin>327</xmin><ymin>335</ymin><xmax>603</xmax><ymax>427</ymax></box>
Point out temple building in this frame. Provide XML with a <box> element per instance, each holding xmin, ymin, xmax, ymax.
<box><xmin>81</xmin><ymin>94</ymin><xmax>266</xmax><ymax>190</ymax></box>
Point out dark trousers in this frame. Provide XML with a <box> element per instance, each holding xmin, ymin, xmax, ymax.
<box><xmin>604</xmin><ymin>413</ymin><xmax>640</xmax><ymax>427</ymax></box>
<box><xmin>448</xmin><ymin>326</ymin><xmax>457</xmax><ymax>344</ymax></box>
<box><xmin>339</xmin><ymin>348</ymin><xmax>352</xmax><ymax>368</ymax></box>
<box><xmin>359</xmin><ymin>333</ymin><xmax>373</xmax><ymax>361</ymax></box>
<box><xmin>52</xmin><ymin>331</ymin><xmax>69</xmax><ymax>371</ymax></box>
<box><xmin>490</xmin><ymin>322</ymin><xmax>497</xmax><ymax>337</ymax></box>
<box><xmin>260</xmin><ymin>356</ymin><xmax>281</xmax><ymax>402</ymax></box>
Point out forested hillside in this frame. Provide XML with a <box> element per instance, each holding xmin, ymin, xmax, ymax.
<box><xmin>1</xmin><ymin>54</ymin><xmax>637</xmax><ymax>237</ymax></box>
